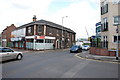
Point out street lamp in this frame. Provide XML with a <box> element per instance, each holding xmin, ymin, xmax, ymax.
<box><xmin>115</xmin><ymin>23</ymin><xmax>119</xmax><ymax>60</ymax></box>
<box><xmin>61</xmin><ymin>16</ymin><xmax>68</xmax><ymax>49</ymax></box>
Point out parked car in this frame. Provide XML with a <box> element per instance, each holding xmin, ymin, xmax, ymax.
<box><xmin>70</xmin><ymin>45</ymin><xmax>82</xmax><ymax>53</ymax></box>
<box><xmin>0</xmin><ymin>47</ymin><xmax>23</xmax><ymax>62</ymax></box>
<box><xmin>82</xmin><ymin>45</ymin><xmax>90</xmax><ymax>50</ymax></box>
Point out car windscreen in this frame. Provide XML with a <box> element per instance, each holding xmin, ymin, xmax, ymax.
<box><xmin>71</xmin><ymin>46</ymin><xmax>79</xmax><ymax>49</ymax></box>
<box><xmin>84</xmin><ymin>45</ymin><xmax>89</xmax><ymax>47</ymax></box>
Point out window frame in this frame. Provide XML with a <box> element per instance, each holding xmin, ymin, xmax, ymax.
<box><xmin>28</xmin><ymin>27</ymin><xmax>32</xmax><ymax>33</ymax></box>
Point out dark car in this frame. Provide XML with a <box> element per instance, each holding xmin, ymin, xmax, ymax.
<box><xmin>70</xmin><ymin>45</ymin><xmax>82</xmax><ymax>53</ymax></box>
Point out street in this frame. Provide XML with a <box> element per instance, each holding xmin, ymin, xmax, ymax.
<box><xmin>2</xmin><ymin>49</ymin><xmax>119</xmax><ymax>78</ymax></box>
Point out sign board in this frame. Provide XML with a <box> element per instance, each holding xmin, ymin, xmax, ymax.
<box><xmin>37</xmin><ymin>36</ymin><xmax>45</xmax><ymax>39</ymax></box>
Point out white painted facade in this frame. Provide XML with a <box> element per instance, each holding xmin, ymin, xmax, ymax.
<box><xmin>11</xmin><ymin>28</ymin><xmax>26</xmax><ymax>37</ymax></box>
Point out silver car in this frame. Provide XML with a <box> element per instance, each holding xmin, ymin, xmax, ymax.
<box><xmin>0</xmin><ymin>47</ymin><xmax>23</xmax><ymax>62</ymax></box>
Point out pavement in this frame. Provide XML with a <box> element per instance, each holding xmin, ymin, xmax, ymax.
<box><xmin>76</xmin><ymin>51</ymin><xmax>120</xmax><ymax>63</ymax></box>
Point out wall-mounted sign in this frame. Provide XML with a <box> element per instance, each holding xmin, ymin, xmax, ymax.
<box><xmin>37</xmin><ymin>36</ymin><xmax>45</xmax><ymax>39</ymax></box>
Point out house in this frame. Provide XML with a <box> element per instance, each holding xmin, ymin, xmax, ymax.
<box><xmin>11</xmin><ymin>16</ymin><xmax>76</xmax><ymax>50</ymax></box>
<box><xmin>1</xmin><ymin>24</ymin><xmax>16</xmax><ymax>47</ymax></box>
<box><xmin>90</xmin><ymin>0</ymin><xmax>120</xmax><ymax>56</ymax></box>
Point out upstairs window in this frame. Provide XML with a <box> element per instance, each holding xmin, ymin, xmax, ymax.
<box><xmin>113</xmin><ymin>36</ymin><xmax>120</xmax><ymax>43</ymax></box>
<box><xmin>114</xmin><ymin>16</ymin><xmax>120</xmax><ymax>25</ymax></box>
<box><xmin>38</xmin><ymin>25</ymin><xmax>42</xmax><ymax>33</ymax></box>
<box><xmin>101</xmin><ymin>18</ymin><xmax>108</xmax><ymax>31</ymax></box>
<box><xmin>49</xmin><ymin>27</ymin><xmax>52</xmax><ymax>35</ymax></box>
<box><xmin>101</xmin><ymin>3</ymin><xmax>108</xmax><ymax>15</ymax></box>
<box><xmin>28</xmin><ymin>27</ymin><xmax>31</xmax><ymax>33</ymax></box>
<box><xmin>57</xmin><ymin>30</ymin><xmax>59</xmax><ymax>36</ymax></box>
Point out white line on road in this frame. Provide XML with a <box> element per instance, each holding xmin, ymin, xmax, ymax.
<box><xmin>61</xmin><ymin>60</ymin><xmax>90</xmax><ymax>78</ymax></box>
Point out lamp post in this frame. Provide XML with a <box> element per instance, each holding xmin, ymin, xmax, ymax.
<box><xmin>115</xmin><ymin>24</ymin><xmax>119</xmax><ymax>60</ymax></box>
<box><xmin>61</xmin><ymin>16</ymin><xmax>68</xmax><ymax>49</ymax></box>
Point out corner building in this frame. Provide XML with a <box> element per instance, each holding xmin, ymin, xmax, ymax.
<box><xmin>11</xmin><ymin>17</ymin><xmax>76</xmax><ymax>50</ymax></box>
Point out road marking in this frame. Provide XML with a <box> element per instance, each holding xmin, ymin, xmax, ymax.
<box><xmin>75</xmin><ymin>53</ymin><xmax>120</xmax><ymax>64</ymax></box>
<box><xmin>61</xmin><ymin>60</ymin><xmax>90</xmax><ymax>78</ymax></box>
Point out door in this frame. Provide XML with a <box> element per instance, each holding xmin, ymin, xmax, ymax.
<box><xmin>2</xmin><ymin>48</ymin><xmax>16</xmax><ymax>61</ymax></box>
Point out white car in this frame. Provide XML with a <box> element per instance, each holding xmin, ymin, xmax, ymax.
<box><xmin>0</xmin><ymin>47</ymin><xmax>23</xmax><ymax>62</ymax></box>
<box><xmin>82</xmin><ymin>45</ymin><xmax>90</xmax><ymax>50</ymax></box>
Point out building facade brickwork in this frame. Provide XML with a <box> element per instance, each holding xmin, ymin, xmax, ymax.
<box><xmin>1</xmin><ymin>24</ymin><xmax>16</xmax><ymax>47</ymax></box>
<box><xmin>11</xmin><ymin>17</ymin><xmax>76</xmax><ymax>50</ymax></box>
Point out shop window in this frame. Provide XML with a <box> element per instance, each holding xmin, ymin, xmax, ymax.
<box><xmin>36</xmin><ymin>40</ymin><xmax>43</xmax><ymax>43</ymax></box>
<box><xmin>45</xmin><ymin>39</ymin><xmax>53</xmax><ymax>43</ymax></box>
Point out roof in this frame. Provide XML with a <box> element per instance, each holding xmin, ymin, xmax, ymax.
<box><xmin>15</xmin><ymin>19</ymin><xmax>76</xmax><ymax>34</ymax></box>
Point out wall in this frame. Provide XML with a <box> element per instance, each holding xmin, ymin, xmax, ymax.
<box><xmin>90</xmin><ymin>47</ymin><xmax>120</xmax><ymax>57</ymax></box>
<box><xmin>12</xmin><ymin>28</ymin><xmax>26</xmax><ymax>37</ymax></box>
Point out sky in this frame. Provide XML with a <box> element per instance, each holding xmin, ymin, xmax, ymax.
<box><xmin>0</xmin><ymin>0</ymin><xmax>100</xmax><ymax>39</ymax></box>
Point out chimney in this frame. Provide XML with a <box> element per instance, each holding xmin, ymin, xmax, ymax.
<box><xmin>33</xmin><ymin>15</ymin><xmax>37</xmax><ymax>21</ymax></box>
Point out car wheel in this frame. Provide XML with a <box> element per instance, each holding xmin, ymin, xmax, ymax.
<box><xmin>16</xmin><ymin>54</ymin><xmax>23</xmax><ymax>60</ymax></box>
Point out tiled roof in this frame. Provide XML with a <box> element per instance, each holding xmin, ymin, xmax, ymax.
<box><xmin>15</xmin><ymin>19</ymin><xmax>76</xmax><ymax>34</ymax></box>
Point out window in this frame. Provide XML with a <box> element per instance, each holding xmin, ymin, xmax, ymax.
<box><xmin>101</xmin><ymin>3</ymin><xmax>108</xmax><ymax>15</ymax></box>
<box><xmin>113</xmin><ymin>36</ymin><xmax>120</xmax><ymax>43</ymax></box>
<box><xmin>113</xmin><ymin>0</ymin><xmax>120</xmax><ymax>4</ymax></box>
<box><xmin>102</xmin><ymin>18</ymin><xmax>108</xmax><ymax>31</ymax></box>
<box><xmin>36</xmin><ymin>40</ymin><xmax>43</xmax><ymax>43</ymax></box>
<box><xmin>72</xmin><ymin>34</ymin><xmax>74</xmax><ymax>41</ymax></box>
<box><xmin>114</xmin><ymin>16</ymin><xmax>120</xmax><ymax>25</ymax></box>
<box><xmin>102</xmin><ymin>36</ymin><xmax>108</xmax><ymax>48</ymax></box>
<box><xmin>67</xmin><ymin>32</ymin><xmax>70</xmax><ymax>37</ymax></box>
<box><xmin>38</xmin><ymin>25</ymin><xmax>42</xmax><ymax>33</ymax></box>
<box><xmin>103</xmin><ymin>36</ymin><xmax>107</xmax><ymax>41</ymax></box>
<box><xmin>28</xmin><ymin>27</ymin><xmax>31</xmax><ymax>33</ymax></box>
<box><xmin>57</xmin><ymin>30</ymin><xmax>59</xmax><ymax>36</ymax></box>
<box><xmin>2</xmin><ymin>48</ymin><xmax>14</xmax><ymax>52</ymax></box>
<box><xmin>49</xmin><ymin>28</ymin><xmax>53</xmax><ymax>35</ymax></box>
<box><xmin>45</xmin><ymin>39</ymin><xmax>53</xmax><ymax>43</ymax></box>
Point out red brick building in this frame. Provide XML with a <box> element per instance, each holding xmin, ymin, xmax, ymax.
<box><xmin>2</xmin><ymin>24</ymin><xmax>16</xmax><ymax>47</ymax></box>
<box><xmin>11</xmin><ymin>16</ymin><xmax>76</xmax><ymax>50</ymax></box>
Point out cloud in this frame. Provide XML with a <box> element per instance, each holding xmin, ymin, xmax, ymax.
<box><xmin>44</xmin><ymin>0</ymin><xmax>100</xmax><ymax>39</ymax></box>
<box><xmin>0</xmin><ymin>0</ymin><xmax>100</xmax><ymax>39</ymax></box>
<box><xmin>0</xmin><ymin>0</ymin><xmax>52</xmax><ymax>33</ymax></box>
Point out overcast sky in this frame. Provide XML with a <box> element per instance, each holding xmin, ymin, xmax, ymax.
<box><xmin>0</xmin><ymin>0</ymin><xmax>100</xmax><ymax>39</ymax></box>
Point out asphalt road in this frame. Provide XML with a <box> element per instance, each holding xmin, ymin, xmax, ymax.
<box><xmin>2</xmin><ymin>49</ymin><xmax>119</xmax><ymax>78</ymax></box>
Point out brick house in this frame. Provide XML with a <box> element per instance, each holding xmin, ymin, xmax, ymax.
<box><xmin>1</xmin><ymin>24</ymin><xmax>16</xmax><ymax>47</ymax></box>
<box><xmin>11</xmin><ymin>16</ymin><xmax>76</xmax><ymax>50</ymax></box>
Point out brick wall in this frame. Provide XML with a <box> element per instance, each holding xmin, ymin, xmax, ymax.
<box><xmin>89</xmin><ymin>47</ymin><xmax>120</xmax><ymax>56</ymax></box>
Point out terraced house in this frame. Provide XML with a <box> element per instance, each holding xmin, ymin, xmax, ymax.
<box><xmin>11</xmin><ymin>16</ymin><xmax>76</xmax><ymax>50</ymax></box>
<box><xmin>1</xmin><ymin>24</ymin><xmax>16</xmax><ymax>47</ymax></box>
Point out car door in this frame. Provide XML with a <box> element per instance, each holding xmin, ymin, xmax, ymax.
<box><xmin>2</xmin><ymin>48</ymin><xmax>10</xmax><ymax>61</ymax></box>
<box><xmin>2</xmin><ymin>48</ymin><xmax>16</xmax><ymax>61</ymax></box>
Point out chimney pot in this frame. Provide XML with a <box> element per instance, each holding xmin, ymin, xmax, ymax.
<box><xmin>33</xmin><ymin>15</ymin><xmax>37</xmax><ymax>21</ymax></box>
